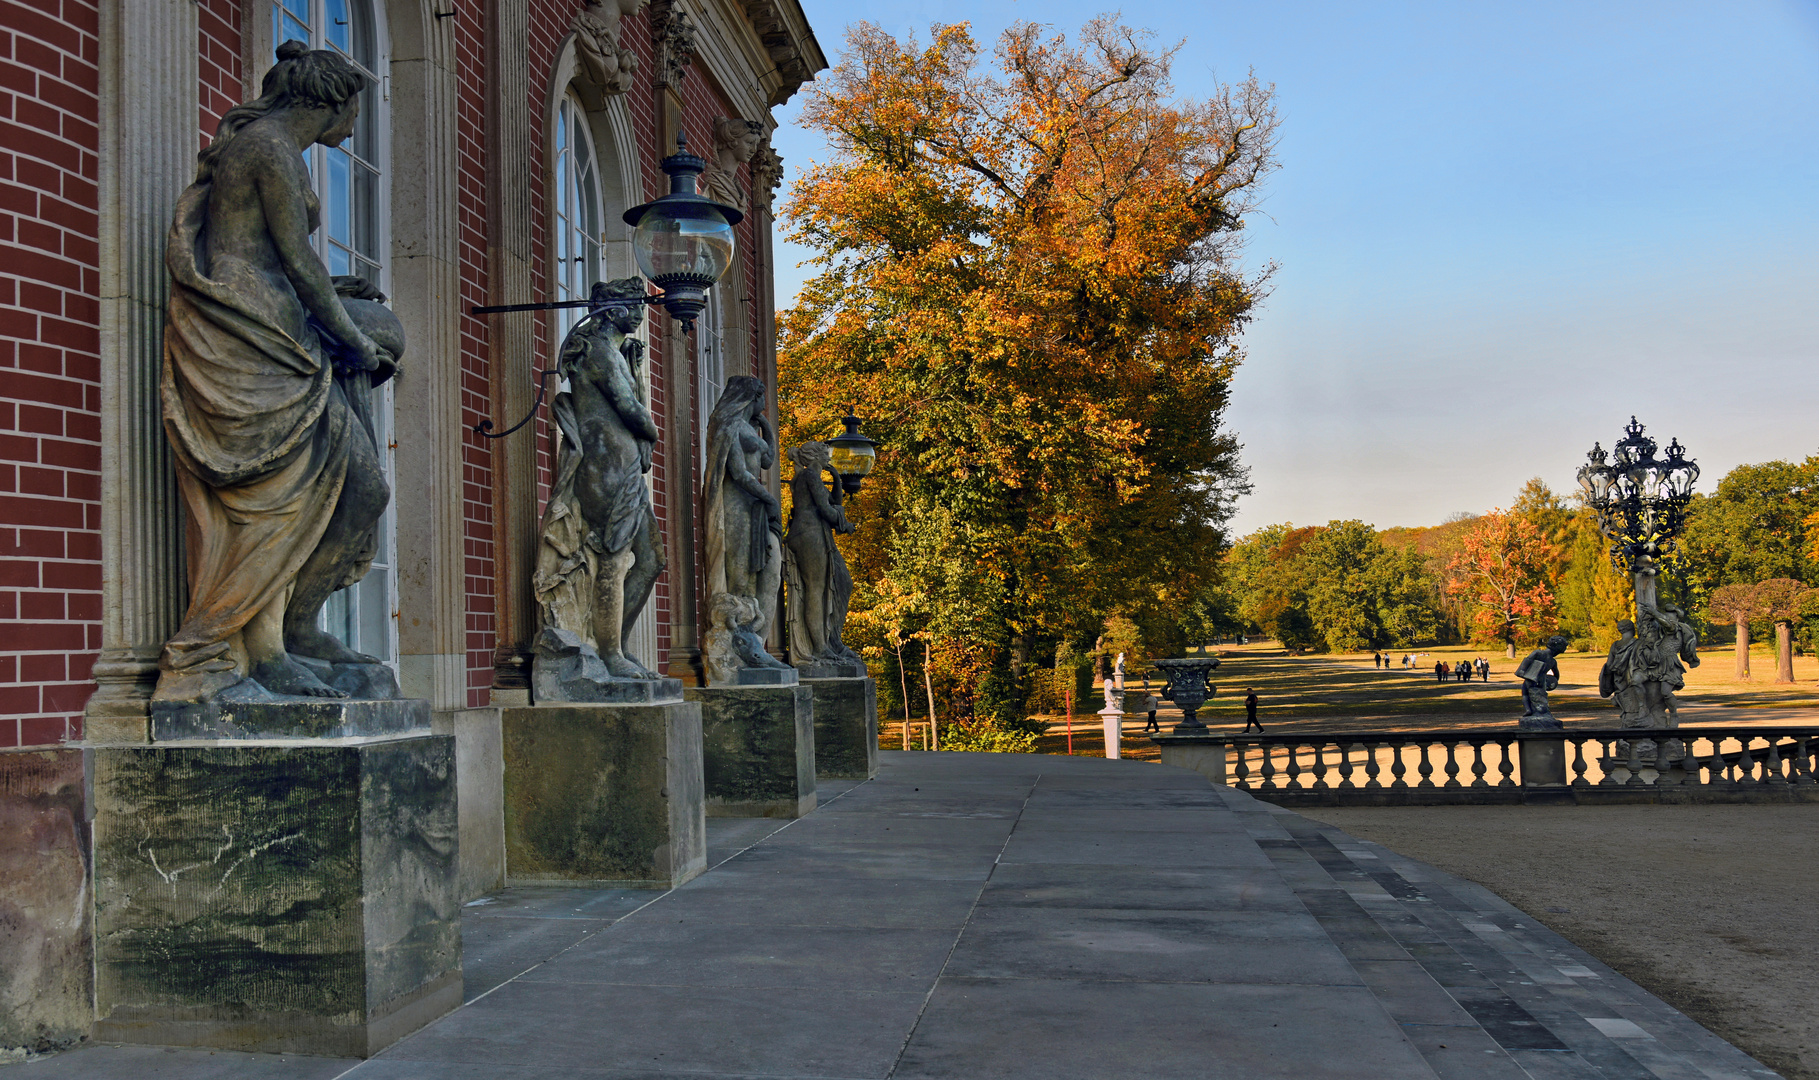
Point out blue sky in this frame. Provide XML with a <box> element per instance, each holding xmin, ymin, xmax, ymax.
<box><xmin>767</xmin><ymin>0</ymin><xmax>1819</xmax><ymax>534</ymax></box>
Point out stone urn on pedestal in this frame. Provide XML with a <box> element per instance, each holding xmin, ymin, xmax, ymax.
<box><xmin>1154</xmin><ymin>654</ymin><xmax>1221</xmax><ymax>735</ymax></box>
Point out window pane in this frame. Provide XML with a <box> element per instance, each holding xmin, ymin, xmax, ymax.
<box><xmin>327</xmin><ymin>148</ymin><xmax>350</xmax><ymax>248</ymax></box>
<box><xmin>325</xmin><ymin>0</ymin><xmax>351</xmax><ymax>54</ymax></box>
<box><xmin>327</xmin><ymin>244</ymin><xmax>351</xmax><ymax>276</ymax></box>
<box><xmin>352</xmin><ymin>83</ymin><xmax>381</xmax><ymax>164</ymax></box>
<box><xmin>352</xmin><ymin>161</ymin><xmax>378</xmax><ymax>262</ymax></box>
<box><xmin>283</xmin><ymin>0</ymin><xmax>309</xmax><ymax>19</ymax></box>
<box><xmin>350</xmin><ymin>0</ymin><xmax>377</xmax><ymax>71</ymax></box>
<box><xmin>281</xmin><ymin>12</ymin><xmax>310</xmax><ymax>46</ymax></box>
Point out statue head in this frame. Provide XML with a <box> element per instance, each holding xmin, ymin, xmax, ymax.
<box><xmin>710</xmin><ymin>376</ymin><xmax>767</xmax><ymax>429</ymax></box>
<box><xmin>790</xmin><ymin>441</ymin><xmax>832</xmax><ymax>474</ymax></box>
<box><xmin>1546</xmin><ymin>635</ymin><xmax>1569</xmax><ymax>655</ymax></box>
<box><xmin>199</xmin><ymin>42</ymin><xmax>368</xmax><ymax>175</ymax></box>
<box><xmin>1617</xmin><ymin>618</ymin><xmax>1636</xmax><ymax>637</ymax></box>
<box><xmin>714</xmin><ymin>117</ymin><xmax>764</xmax><ymax>164</ymax></box>
<box><xmin>590</xmin><ymin>277</ymin><xmax>648</xmax><ymax>334</ymax></box>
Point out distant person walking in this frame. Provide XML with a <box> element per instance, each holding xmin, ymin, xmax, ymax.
<box><xmin>1372</xmin><ymin>652</ymin><xmax>1381</xmax><ymax>668</ymax></box>
<box><xmin>1435</xmin><ymin>659</ymin><xmax>1447</xmax><ymax>682</ymax></box>
<box><xmin>1477</xmin><ymin>657</ymin><xmax>1490</xmax><ymax>682</ymax></box>
<box><xmin>1243</xmin><ymin>689</ymin><xmax>1262</xmax><ymax>732</ymax></box>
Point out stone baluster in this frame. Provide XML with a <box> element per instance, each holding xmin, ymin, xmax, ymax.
<box><xmin>1469</xmin><ymin>741</ymin><xmax>1488</xmax><ymax>788</ymax></box>
<box><xmin>1570</xmin><ymin>738</ymin><xmax>1590</xmax><ymax>787</ymax></box>
<box><xmin>1363</xmin><ymin>742</ymin><xmax>1382</xmax><ymax>789</ymax></box>
<box><xmin>1311</xmin><ymin>742</ymin><xmax>1330</xmax><ymax>791</ymax></box>
<box><xmin>1766</xmin><ymin>737</ymin><xmax>1787</xmax><ymax>785</ymax></box>
<box><xmin>1389</xmin><ymin>741</ymin><xmax>1408</xmax><ymax>789</ymax></box>
<box><xmin>1259</xmin><ymin>740</ymin><xmax>1278</xmax><ymax>791</ymax></box>
<box><xmin>1624</xmin><ymin>738</ymin><xmax>1647</xmax><ymax>787</ymax></box>
<box><xmin>1233</xmin><ymin>742</ymin><xmax>1251</xmax><ymax>789</ymax></box>
<box><xmin>1415</xmin><ymin>743</ymin><xmax>1435</xmax><ymax>788</ymax></box>
<box><xmin>1337</xmin><ymin>743</ymin><xmax>1356</xmax><ymax>790</ymax></box>
<box><xmin>1704</xmin><ymin>735</ymin><xmax>1727</xmax><ymax>788</ymax></box>
<box><xmin>1794</xmin><ymin>734</ymin><xmax>1816</xmax><ymax>786</ymax></box>
<box><xmin>1497</xmin><ymin>738</ymin><xmax>1517</xmax><ymax>787</ymax></box>
<box><xmin>1594</xmin><ymin>739</ymin><xmax>1619</xmax><ymax>786</ymax></box>
<box><xmin>1442</xmin><ymin>742</ymin><xmax>1461</xmax><ymax>789</ymax></box>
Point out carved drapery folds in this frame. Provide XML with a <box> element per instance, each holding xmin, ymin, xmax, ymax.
<box><xmin>703</xmin><ymin>116</ymin><xmax>762</xmax><ymax>212</ymax></box>
<box><xmin>651</xmin><ymin>0</ymin><xmax>698</xmax><ymax>90</ymax></box>
<box><xmin>573</xmin><ymin>0</ymin><xmax>646</xmax><ymax>106</ymax></box>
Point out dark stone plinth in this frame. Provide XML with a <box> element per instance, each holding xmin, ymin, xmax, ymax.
<box><xmin>90</xmin><ymin>735</ymin><xmax>461</xmax><ymax>1058</ymax></box>
<box><xmin>535</xmin><ymin>676</ymin><xmax>684</xmax><ymax>705</ymax></box>
<box><xmin>150</xmin><ymin>696</ymin><xmax>429</xmax><ymax>741</ymax></box>
<box><xmin>501</xmin><ymin>702</ymin><xmax>706</xmax><ymax>889</ymax></box>
<box><xmin>804</xmin><ymin>675</ymin><xmax>877</xmax><ymax>780</ymax></box>
<box><xmin>796</xmin><ymin>659</ymin><xmax>866</xmax><ymax>679</ymax></box>
<box><xmin>1</xmin><ymin>747</ymin><xmax>91</xmax><ymax>1059</ymax></box>
<box><xmin>686</xmin><ymin>685</ymin><xmax>816</xmax><ymax>818</ymax></box>
<box><xmin>731</xmin><ymin>666</ymin><xmax>799</xmax><ymax>686</ymax></box>
<box><xmin>531</xmin><ymin>627</ymin><xmax>683</xmax><ymax>704</ymax></box>
<box><xmin>1518</xmin><ymin>715</ymin><xmax>1564</xmax><ymax>731</ymax></box>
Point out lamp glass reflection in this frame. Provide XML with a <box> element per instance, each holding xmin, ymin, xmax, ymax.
<box><xmin>632</xmin><ymin>205</ymin><xmax>735</xmax><ymax>286</ymax></box>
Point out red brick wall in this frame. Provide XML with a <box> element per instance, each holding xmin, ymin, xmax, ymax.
<box><xmin>198</xmin><ymin>0</ymin><xmax>242</xmax><ymax>148</ymax></box>
<box><xmin>0</xmin><ymin>0</ymin><xmax>102</xmax><ymax>747</ymax></box>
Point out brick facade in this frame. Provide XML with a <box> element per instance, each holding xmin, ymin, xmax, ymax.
<box><xmin>0</xmin><ymin>0</ymin><xmax>102</xmax><ymax>747</ymax></box>
<box><xmin>0</xmin><ymin>0</ymin><xmax>798</xmax><ymax>740</ymax></box>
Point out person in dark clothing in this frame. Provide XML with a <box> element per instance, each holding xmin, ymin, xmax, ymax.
<box><xmin>1372</xmin><ymin>652</ymin><xmax>1381</xmax><ymax>668</ymax></box>
<box><xmin>1243</xmin><ymin>689</ymin><xmax>1261</xmax><ymax>732</ymax></box>
<box><xmin>1435</xmin><ymin>660</ymin><xmax>1447</xmax><ymax>682</ymax></box>
<box><xmin>1478</xmin><ymin>657</ymin><xmax>1490</xmax><ymax>682</ymax></box>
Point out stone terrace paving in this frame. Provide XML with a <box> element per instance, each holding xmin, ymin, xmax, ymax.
<box><xmin>20</xmin><ymin>753</ymin><xmax>1777</xmax><ymax>1080</ymax></box>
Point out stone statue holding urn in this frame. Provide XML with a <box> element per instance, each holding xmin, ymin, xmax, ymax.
<box><xmin>1516</xmin><ymin>636</ymin><xmax>1568</xmax><ymax>728</ymax></box>
<box><xmin>156</xmin><ymin>42</ymin><xmax>401</xmax><ymax>706</ymax></box>
<box><xmin>783</xmin><ymin>441</ymin><xmax>863</xmax><ymax>677</ymax></box>
<box><xmin>531</xmin><ymin>280</ymin><xmax>676</xmax><ymax>702</ymax></box>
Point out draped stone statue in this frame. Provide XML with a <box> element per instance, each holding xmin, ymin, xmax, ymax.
<box><xmin>703</xmin><ymin>116</ymin><xmax>762</xmax><ymax>212</ymax></box>
<box><xmin>701</xmin><ymin>377</ymin><xmax>792</xmax><ymax>685</ymax></box>
<box><xmin>1600</xmin><ymin>601</ymin><xmax>1700</xmax><ymax>729</ymax></box>
<box><xmin>783</xmin><ymin>442</ymin><xmax>862</xmax><ymax>677</ymax></box>
<box><xmin>531</xmin><ymin>280</ymin><xmax>672</xmax><ymax>701</ymax></box>
<box><xmin>156</xmin><ymin>42</ymin><xmax>401</xmax><ymax>705</ymax></box>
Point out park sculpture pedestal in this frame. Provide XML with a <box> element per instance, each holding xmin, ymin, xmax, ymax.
<box><xmin>687</xmin><ymin>684</ymin><xmax>817</xmax><ymax>818</ymax></box>
<box><xmin>801</xmin><ymin>664</ymin><xmax>878</xmax><ymax>780</ymax></box>
<box><xmin>88</xmin><ymin>698</ymin><xmax>462</xmax><ymax>1058</ymax></box>
<box><xmin>501</xmin><ymin>697</ymin><xmax>706</xmax><ymax>889</ymax></box>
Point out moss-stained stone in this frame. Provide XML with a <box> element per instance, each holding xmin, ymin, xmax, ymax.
<box><xmin>0</xmin><ymin>747</ymin><xmax>92</xmax><ymax>1060</ymax></box>
<box><xmin>804</xmin><ymin>676</ymin><xmax>877</xmax><ymax>780</ymax></box>
<box><xmin>90</xmin><ymin>735</ymin><xmax>460</xmax><ymax>1058</ymax></box>
<box><xmin>501</xmin><ymin>702</ymin><xmax>706</xmax><ymax>889</ymax></box>
<box><xmin>686</xmin><ymin>685</ymin><xmax>816</xmax><ymax>818</ymax></box>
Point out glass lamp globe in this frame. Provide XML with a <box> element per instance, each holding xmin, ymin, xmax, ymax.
<box><xmin>623</xmin><ymin>132</ymin><xmax>744</xmax><ymax>331</ymax></box>
<box><xmin>825</xmin><ymin>413</ymin><xmax>878</xmax><ymax>495</ymax></box>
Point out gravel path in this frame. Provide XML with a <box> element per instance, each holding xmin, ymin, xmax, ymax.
<box><xmin>1297</xmin><ymin>803</ymin><xmax>1819</xmax><ymax>1080</ymax></box>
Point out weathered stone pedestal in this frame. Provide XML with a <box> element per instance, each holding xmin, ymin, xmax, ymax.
<box><xmin>1</xmin><ymin>747</ymin><xmax>92</xmax><ymax>1060</ymax></box>
<box><xmin>687</xmin><ymin>685</ymin><xmax>816</xmax><ymax>817</ymax></box>
<box><xmin>501</xmin><ymin>702</ymin><xmax>706</xmax><ymax>889</ymax></box>
<box><xmin>803</xmin><ymin>675</ymin><xmax>877</xmax><ymax>779</ymax></box>
<box><xmin>89</xmin><ymin>704</ymin><xmax>461</xmax><ymax>1059</ymax></box>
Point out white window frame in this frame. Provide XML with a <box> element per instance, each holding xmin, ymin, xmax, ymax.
<box><xmin>274</xmin><ymin>0</ymin><xmax>399</xmax><ymax>671</ymax></box>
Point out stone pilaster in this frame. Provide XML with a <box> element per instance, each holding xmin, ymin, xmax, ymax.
<box><xmin>486</xmin><ymin>2</ymin><xmax>540</xmax><ymax>698</ymax></box>
<box><xmin>86</xmin><ymin>0</ymin><xmax>197</xmax><ymax>741</ymax></box>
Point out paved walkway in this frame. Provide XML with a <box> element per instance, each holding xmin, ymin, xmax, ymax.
<box><xmin>19</xmin><ymin>752</ymin><xmax>1778</xmax><ymax>1079</ymax></box>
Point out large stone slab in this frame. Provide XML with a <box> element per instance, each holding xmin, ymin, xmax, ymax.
<box><xmin>687</xmin><ymin>685</ymin><xmax>816</xmax><ymax>818</ymax></box>
<box><xmin>501</xmin><ymin>702</ymin><xmax>706</xmax><ymax>889</ymax></box>
<box><xmin>150</xmin><ymin>696</ymin><xmax>430</xmax><ymax>741</ymax></box>
<box><xmin>0</xmin><ymin>747</ymin><xmax>92</xmax><ymax>1061</ymax></box>
<box><xmin>90</xmin><ymin>735</ymin><xmax>461</xmax><ymax>1058</ymax></box>
<box><xmin>804</xmin><ymin>675</ymin><xmax>877</xmax><ymax>780</ymax></box>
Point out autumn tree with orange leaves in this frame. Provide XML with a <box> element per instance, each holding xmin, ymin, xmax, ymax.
<box><xmin>1447</xmin><ymin>510</ymin><xmax>1561</xmax><ymax>658</ymax></box>
<box><xmin>778</xmin><ymin>19</ymin><xmax>1276</xmax><ymax>728</ymax></box>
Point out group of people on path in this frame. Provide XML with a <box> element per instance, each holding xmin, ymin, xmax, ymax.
<box><xmin>1371</xmin><ymin>652</ymin><xmax>1491</xmax><ymax>682</ymax></box>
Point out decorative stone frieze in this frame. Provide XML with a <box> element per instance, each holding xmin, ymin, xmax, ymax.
<box><xmin>574</xmin><ymin>0</ymin><xmax>645</xmax><ymax>105</ymax></box>
<box><xmin>651</xmin><ymin>0</ymin><xmax>699</xmax><ymax>90</ymax></box>
<box><xmin>750</xmin><ymin>137</ymin><xmax>784</xmax><ymax>213</ymax></box>
<box><xmin>704</xmin><ymin>116</ymin><xmax>763</xmax><ymax>212</ymax></box>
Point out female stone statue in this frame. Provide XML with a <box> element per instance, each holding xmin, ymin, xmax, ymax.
<box><xmin>156</xmin><ymin>42</ymin><xmax>400</xmax><ymax>703</ymax></box>
<box><xmin>700</xmin><ymin>376</ymin><xmax>789</xmax><ymax>683</ymax></box>
<box><xmin>783</xmin><ymin>441</ymin><xmax>860</xmax><ymax>672</ymax></box>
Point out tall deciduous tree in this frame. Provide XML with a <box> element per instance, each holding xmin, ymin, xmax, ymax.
<box><xmin>1706</xmin><ymin>582</ymin><xmax>1761</xmax><ymax>680</ymax></box>
<box><xmin>779</xmin><ymin>19</ymin><xmax>1276</xmax><ymax>724</ymax></box>
<box><xmin>1447</xmin><ymin>509</ymin><xmax>1560</xmax><ymax>657</ymax></box>
<box><xmin>1752</xmin><ymin>579</ymin><xmax>1809</xmax><ymax>684</ymax></box>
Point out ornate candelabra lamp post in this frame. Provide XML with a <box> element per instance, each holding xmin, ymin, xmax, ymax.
<box><xmin>1576</xmin><ymin>417</ymin><xmax>1702</xmax><ymax>734</ymax></box>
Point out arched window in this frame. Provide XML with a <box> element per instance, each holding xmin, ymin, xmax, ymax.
<box><xmin>275</xmin><ymin>0</ymin><xmax>397</xmax><ymax>668</ymax></box>
<box><xmin>552</xmin><ymin>93</ymin><xmax>604</xmax><ymax>338</ymax></box>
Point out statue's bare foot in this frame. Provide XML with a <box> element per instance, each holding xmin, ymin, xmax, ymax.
<box><xmin>602</xmin><ymin>651</ymin><xmax>658</xmax><ymax>680</ymax></box>
<box><xmin>252</xmin><ymin>656</ymin><xmax>348</xmax><ymax>698</ymax></box>
<box><xmin>286</xmin><ymin>625</ymin><xmax>378</xmax><ymax>665</ymax></box>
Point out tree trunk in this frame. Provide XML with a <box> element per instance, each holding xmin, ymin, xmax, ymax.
<box><xmin>923</xmin><ymin>639</ymin><xmax>939</xmax><ymax>751</ymax></box>
<box><xmin>1776</xmin><ymin>621</ymin><xmax>1794</xmax><ymax>683</ymax></box>
<box><xmin>1734</xmin><ymin>618</ymin><xmax>1751</xmax><ymax>680</ymax></box>
<box><xmin>1505</xmin><ymin>641</ymin><xmax>1516</xmax><ymax>659</ymax></box>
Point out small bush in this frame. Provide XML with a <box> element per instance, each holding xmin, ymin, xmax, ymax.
<box><xmin>940</xmin><ymin>720</ymin><xmax>1038</xmax><ymax>754</ymax></box>
<box><xmin>1571</xmin><ymin>637</ymin><xmax>1593</xmax><ymax>653</ymax></box>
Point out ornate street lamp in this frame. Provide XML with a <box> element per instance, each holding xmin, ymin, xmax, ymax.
<box><xmin>824</xmin><ymin>411</ymin><xmax>877</xmax><ymax>496</ymax></box>
<box><xmin>622</xmin><ymin>132</ymin><xmax>743</xmax><ymax>331</ymax></box>
<box><xmin>1576</xmin><ymin>416</ymin><xmax>1699</xmax><ymax>574</ymax></box>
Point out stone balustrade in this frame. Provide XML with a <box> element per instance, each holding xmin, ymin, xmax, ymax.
<box><xmin>1155</xmin><ymin>727</ymin><xmax>1819</xmax><ymax>805</ymax></box>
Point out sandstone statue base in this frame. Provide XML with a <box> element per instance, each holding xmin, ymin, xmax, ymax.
<box><xmin>0</xmin><ymin>747</ymin><xmax>91</xmax><ymax>1059</ymax></box>
<box><xmin>686</xmin><ymin>684</ymin><xmax>816</xmax><ymax>818</ymax></box>
<box><xmin>803</xmin><ymin>675</ymin><xmax>877</xmax><ymax>780</ymax></box>
<box><xmin>90</xmin><ymin>731</ymin><xmax>461</xmax><ymax>1058</ymax></box>
<box><xmin>501</xmin><ymin>702</ymin><xmax>706</xmax><ymax>889</ymax></box>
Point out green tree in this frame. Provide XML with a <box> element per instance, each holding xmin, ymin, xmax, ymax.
<box><xmin>1680</xmin><ymin>459</ymin><xmax>1819</xmax><ymax>611</ymax></box>
<box><xmin>1752</xmin><ymin>578</ymin><xmax>1811</xmax><ymax>684</ymax></box>
<box><xmin>1447</xmin><ymin>509</ymin><xmax>1560</xmax><ymax>657</ymax></box>
<box><xmin>1706</xmin><ymin>582</ymin><xmax>1761</xmax><ymax>679</ymax></box>
<box><xmin>779</xmin><ymin>17</ymin><xmax>1276</xmax><ymax>725</ymax></box>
